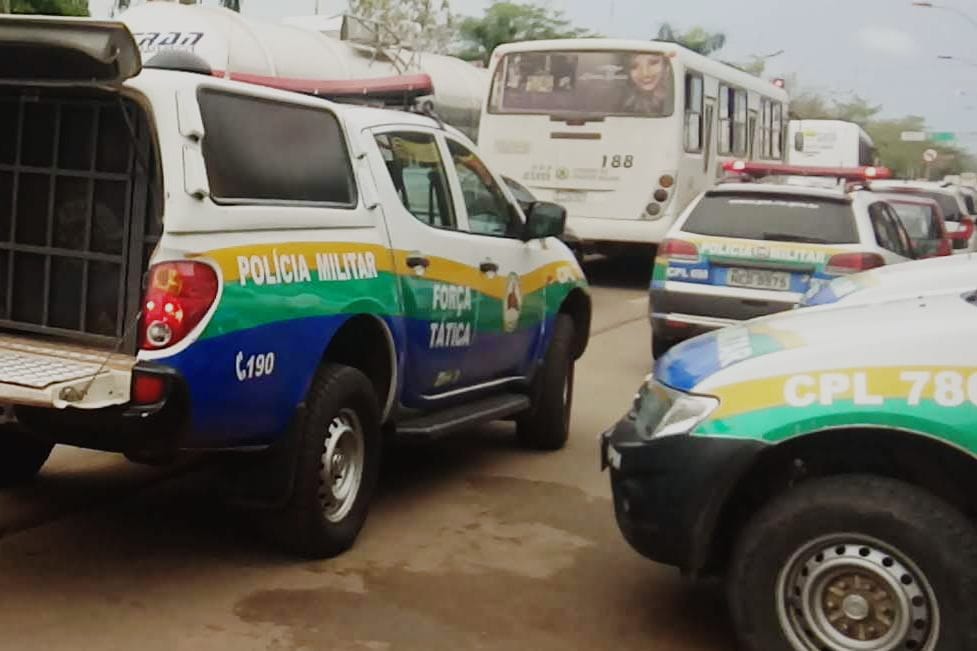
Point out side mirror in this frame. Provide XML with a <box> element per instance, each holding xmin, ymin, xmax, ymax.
<box><xmin>522</xmin><ymin>201</ymin><xmax>567</xmax><ymax>241</ymax></box>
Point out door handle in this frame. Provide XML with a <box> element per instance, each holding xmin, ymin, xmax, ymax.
<box><xmin>406</xmin><ymin>254</ymin><xmax>430</xmax><ymax>269</ymax></box>
<box><xmin>479</xmin><ymin>260</ymin><xmax>499</xmax><ymax>274</ymax></box>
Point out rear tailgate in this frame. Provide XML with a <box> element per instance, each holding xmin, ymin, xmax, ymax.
<box><xmin>664</xmin><ymin>234</ymin><xmax>851</xmax><ymax>294</ymax></box>
<box><xmin>0</xmin><ymin>333</ymin><xmax>134</xmax><ymax>409</ymax></box>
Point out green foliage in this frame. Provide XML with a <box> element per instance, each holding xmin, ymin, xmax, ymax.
<box><xmin>456</xmin><ymin>2</ymin><xmax>593</xmax><ymax>65</ymax></box>
<box><xmin>7</xmin><ymin>0</ymin><xmax>88</xmax><ymax>15</ymax></box>
<box><xmin>656</xmin><ymin>23</ymin><xmax>726</xmax><ymax>56</ymax></box>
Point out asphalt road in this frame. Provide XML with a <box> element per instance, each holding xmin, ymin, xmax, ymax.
<box><xmin>0</xmin><ymin>256</ymin><xmax>735</xmax><ymax>651</ymax></box>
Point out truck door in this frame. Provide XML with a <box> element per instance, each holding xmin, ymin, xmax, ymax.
<box><xmin>368</xmin><ymin>128</ymin><xmax>479</xmax><ymax>405</ymax></box>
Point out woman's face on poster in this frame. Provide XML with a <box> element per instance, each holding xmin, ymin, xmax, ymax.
<box><xmin>629</xmin><ymin>54</ymin><xmax>666</xmax><ymax>93</ymax></box>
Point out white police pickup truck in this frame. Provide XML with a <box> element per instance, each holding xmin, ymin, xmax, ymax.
<box><xmin>0</xmin><ymin>16</ymin><xmax>590</xmax><ymax>557</ymax></box>
<box><xmin>604</xmin><ymin>289</ymin><xmax>977</xmax><ymax>650</ymax></box>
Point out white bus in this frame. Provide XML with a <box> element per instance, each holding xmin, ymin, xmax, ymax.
<box><xmin>478</xmin><ymin>39</ymin><xmax>789</xmax><ymax>253</ymax></box>
<box><xmin>787</xmin><ymin>119</ymin><xmax>877</xmax><ymax>168</ymax></box>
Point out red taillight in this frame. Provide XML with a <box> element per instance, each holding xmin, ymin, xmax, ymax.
<box><xmin>950</xmin><ymin>217</ymin><xmax>975</xmax><ymax>241</ymax></box>
<box><xmin>131</xmin><ymin>373</ymin><xmax>167</xmax><ymax>405</ymax></box>
<box><xmin>140</xmin><ymin>261</ymin><xmax>219</xmax><ymax>350</ymax></box>
<box><xmin>658</xmin><ymin>238</ymin><xmax>700</xmax><ymax>263</ymax></box>
<box><xmin>825</xmin><ymin>252</ymin><xmax>886</xmax><ymax>275</ymax></box>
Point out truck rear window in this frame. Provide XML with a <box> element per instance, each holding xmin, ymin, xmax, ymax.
<box><xmin>198</xmin><ymin>89</ymin><xmax>356</xmax><ymax>206</ymax></box>
<box><xmin>682</xmin><ymin>193</ymin><xmax>858</xmax><ymax>244</ymax></box>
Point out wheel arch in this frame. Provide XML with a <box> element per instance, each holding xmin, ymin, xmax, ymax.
<box><xmin>558</xmin><ymin>287</ymin><xmax>591</xmax><ymax>360</ymax></box>
<box><xmin>319</xmin><ymin>313</ymin><xmax>398</xmax><ymax>423</ymax></box>
<box><xmin>703</xmin><ymin>427</ymin><xmax>977</xmax><ymax>574</ymax></box>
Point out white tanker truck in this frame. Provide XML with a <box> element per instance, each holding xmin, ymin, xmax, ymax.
<box><xmin>117</xmin><ymin>2</ymin><xmax>489</xmax><ymax>139</ymax></box>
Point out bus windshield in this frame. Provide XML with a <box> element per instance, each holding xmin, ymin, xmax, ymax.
<box><xmin>489</xmin><ymin>50</ymin><xmax>676</xmax><ymax>118</ymax></box>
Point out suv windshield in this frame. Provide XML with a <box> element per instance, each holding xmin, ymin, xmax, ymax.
<box><xmin>683</xmin><ymin>192</ymin><xmax>859</xmax><ymax>244</ymax></box>
<box><xmin>489</xmin><ymin>50</ymin><xmax>675</xmax><ymax>118</ymax></box>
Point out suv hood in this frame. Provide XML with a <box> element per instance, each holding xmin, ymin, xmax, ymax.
<box><xmin>656</xmin><ymin>290</ymin><xmax>977</xmax><ymax>391</ymax></box>
<box><xmin>0</xmin><ymin>15</ymin><xmax>141</xmax><ymax>85</ymax></box>
<box><xmin>803</xmin><ymin>253</ymin><xmax>977</xmax><ymax>306</ymax></box>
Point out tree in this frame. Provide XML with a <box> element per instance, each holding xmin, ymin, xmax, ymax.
<box><xmin>656</xmin><ymin>23</ymin><xmax>725</xmax><ymax>56</ymax></box>
<box><xmin>348</xmin><ymin>0</ymin><xmax>455</xmax><ymax>53</ymax></box>
<box><xmin>5</xmin><ymin>0</ymin><xmax>88</xmax><ymax>15</ymax></box>
<box><xmin>456</xmin><ymin>2</ymin><xmax>593</xmax><ymax>65</ymax></box>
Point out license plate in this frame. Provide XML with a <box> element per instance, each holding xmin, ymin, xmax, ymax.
<box><xmin>555</xmin><ymin>189</ymin><xmax>587</xmax><ymax>203</ymax></box>
<box><xmin>727</xmin><ymin>268</ymin><xmax>791</xmax><ymax>291</ymax></box>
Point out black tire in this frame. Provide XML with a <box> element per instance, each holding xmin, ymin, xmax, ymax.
<box><xmin>272</xmin><ymin>363</ymin><xmax>381</xmax><ymax>558</ymax></box>
<box><xmin>728</xmin><ymin>474</ymin><xmax>977</xmax><ymax>651</ymax></box>
<box><xmin>517</xmin><ymin>314</ymin><xmax>575</xmax><ymax>451</ymax></box>
<box><xmin>0</xmin><ymin>427</ymin><xmax>54</xmax><ymax>488</ymax></box>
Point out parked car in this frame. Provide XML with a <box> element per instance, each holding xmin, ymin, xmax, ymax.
<box><xmin>869</xmin><ymin>180</ymin><xmax>977</xmax><ymax>252</ymax></box>
<box><xmin>650</xmin><ymin>161</ymin><xmax>915</xmax><ymax>357</ymax></box>
<box><xmin>873</xmin><ymin>193</ymin><xmax>951</xmax><ymax>258</ymax></box>
<box><xmin>0</xmin><ymin>15</ymin><xmax>591</xmax><ymax>558</ymax></box>
<box><xmin>603</xmin><ymin>291</ymin><xmax>977</xmax><ymax>651</ymax></box>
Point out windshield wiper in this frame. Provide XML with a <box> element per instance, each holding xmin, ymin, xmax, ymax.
<box><xmin>762</xmin><ymin>232</ymin><xmax>829</xmax><ymax>244</ymax></box>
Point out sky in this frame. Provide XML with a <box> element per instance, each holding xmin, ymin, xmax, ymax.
<box><xmin>90</xmin><ymin>0</ymin><xmax>977</xmax><ymax>151</ymax></box>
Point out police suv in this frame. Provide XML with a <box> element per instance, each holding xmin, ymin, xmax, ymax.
<box><xmin>603</xmin><ymin>291</ymin><xmax>977</xmax><ymax>651</ymax></box>
<box><xmin>650</xmin><ymin>162</ymin><xmax>915</xmax><ymax>357</ymax></box>
<box><xmin>0</xmin><ymin>16</ymin><xmax>590</xmax><ymax>557</ymax></box>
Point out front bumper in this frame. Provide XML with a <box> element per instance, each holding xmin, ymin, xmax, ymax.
<box><xmin>600</xmin><ymin>419</ymin><xmax>764</xmax><ymax>573</ymax></box>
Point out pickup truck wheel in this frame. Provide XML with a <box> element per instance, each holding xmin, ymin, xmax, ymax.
<box><xmin>273</xmin><ymin>363</ymin><xmax>381</xmax><ymax>558</ymax></box>
<box><xmin>728</xmin><ymin>475</ymin><xmax>977</xmax><ymax>651</ymax></box>
<box><xmin>0</xmin><ymin>428</ymin><xmax>54</xmax><ymax>488</ymax></box>
<box><xmin>517</xmin><ymin>314</ymin><xmax>574</xmax><ymax>451</ymax></box>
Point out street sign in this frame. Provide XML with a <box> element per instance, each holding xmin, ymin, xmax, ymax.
<box><xmin>930</xmin><ymin>132</ymin><xmax>956</xmax><ymax>143</ymax></box>
<box><xmin>901</xmin><ymin>131</ymin><xmax>926</xmax><ymax>142</ymax></box>
<box><xmin>923</xmin><ymin>149</ymin><xmax>939</xmax><ymax>163</ymax></box>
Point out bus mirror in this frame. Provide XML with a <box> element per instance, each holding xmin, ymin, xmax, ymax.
<box><xmin>794</xmin><ymin>132</ymin><xmax>804</xmax><ymax>152</ymax></box>
<box><xmin>523</xmin><ymin>201</ymin><xmax>566</xmax><ymax>241</ymax></box>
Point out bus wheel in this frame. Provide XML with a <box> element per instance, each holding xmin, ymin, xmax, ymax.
<box><xmin>729</xmin><ymin>475</ymin><xmax>977</xmax><ymax>651</ymax></box>
<box><xmin>273</xmin><ymin>363</ymin><xmax>381</xmax><ymax>558</ymax></box>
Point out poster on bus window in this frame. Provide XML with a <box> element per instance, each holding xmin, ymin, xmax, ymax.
<box><xmin>490</xmin><ymin>50</ymin><xmax>676</xmax><ymax>118</ymax></box>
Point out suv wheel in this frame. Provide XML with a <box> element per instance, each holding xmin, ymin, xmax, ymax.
<box><xmin>517</xmin><ymin>314</ymin><xmax>575</xmax><ymax>451</ymax></box>
<box><xmin>729</xmin><ymin>474</ymin><xmax>977</xmax><ymax>651</ymax></box>
<box><xmin>272</xmin><ymin>363</ymin><xmax>381</xmax><ymax>558</ymax></box>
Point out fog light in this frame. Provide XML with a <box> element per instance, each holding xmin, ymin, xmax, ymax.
<box><xmin>645</xmin><ymin>202</ymin><xmax>662</xmax><ymax>217</ymax></box>
<box><xmin>659</xmin><ymin>174</ymin><xmax>675</xmax><ymax>188</ymax></box>
<box><xmin>654</xmin><ymin>189</ymin><xmax>669</xmax><ymax>202</ymax></box>
<box><xmin>146</xmin><ymin>320</ymin><xmax>173</xmax><ymax>347</ymax></box>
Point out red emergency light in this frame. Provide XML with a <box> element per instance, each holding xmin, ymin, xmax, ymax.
<box><xmin>211</xmin><ymin>71</ymin><xmax>435</xmax><ymax>103</ymax></box>
<box><xmin>722</xmin><ymin>160</ymin><xmax>893</xmax><ymax>182</ymax></box>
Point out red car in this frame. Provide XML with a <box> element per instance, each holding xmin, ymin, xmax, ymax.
<box><xmin>875</xmin><ymin>193</ymin><xmax>953</xmax><ymax>258</ymax></box>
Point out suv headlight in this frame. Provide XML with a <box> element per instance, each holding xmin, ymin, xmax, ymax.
<box><xmin>632</xmin><ymin>378</ymin><xmax>720</xmax><ymax>439</ymax></box>
<box><xmin>651</xmin><ymin>392</ymin><xmax>720</xmax><ymax>438</ymax></box>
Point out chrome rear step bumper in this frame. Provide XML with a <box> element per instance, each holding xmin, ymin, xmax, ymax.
<box><xmin>0</xmin><ymin>334</ymin><xmax>134</xmax><ymax>409</ymax></box>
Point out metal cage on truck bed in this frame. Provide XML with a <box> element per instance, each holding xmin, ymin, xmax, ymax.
<box><xmin>0</xmin><ymin>87</ymin><xmax>161</xmax><ymax>354</ymax></box>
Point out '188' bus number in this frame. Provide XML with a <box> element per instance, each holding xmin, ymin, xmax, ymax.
<box><xmin>602</xmin><ymin>155</ymin><xmax>634</xmax><ymax>169</ymax></box>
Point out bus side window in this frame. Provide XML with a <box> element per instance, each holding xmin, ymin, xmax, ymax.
<box><xmin>684</xmin><ymin>73</ymin><xmax>704</xmax><ymax>153</ymax></box>
<box><xmin>772</xmin><ymin>102</ymin><xmax>783</xmax><ymax>160</ymax></box>
<box><xmin>733</xmin><ymin>89</ymin><xmax>748</xmax><ymax>156</ymax></box>
<box><xmin>718</xmin><ymin>85</ymin><xmax>732</xmax><ymax>154</ymax></box>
